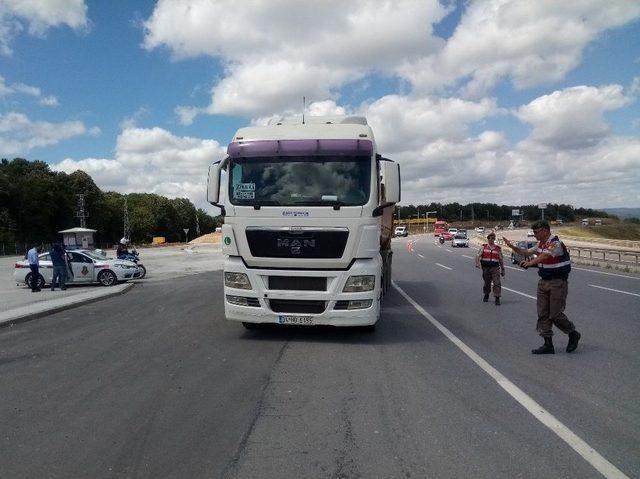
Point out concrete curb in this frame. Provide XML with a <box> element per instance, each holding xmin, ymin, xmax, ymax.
<box><xmin>0</xmin><ymin>282</ymin><xmax>135</xmax><ymax>328</ymax></box>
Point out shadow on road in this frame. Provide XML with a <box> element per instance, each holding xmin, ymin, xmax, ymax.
<box><xmin>236</xmin><ymin>289</ymin><xmax>441</xmax><ymax>346</ymax></box>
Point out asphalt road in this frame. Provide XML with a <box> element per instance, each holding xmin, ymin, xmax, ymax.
<box><xmin>0</xmin><ymin>236</ymin><xmax>638</xmax><ymax>478</ymax></box>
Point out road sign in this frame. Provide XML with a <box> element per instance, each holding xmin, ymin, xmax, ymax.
<box><xmin>538</xmin><ymin>203</ymin><xmax>547</xmax><ymax>209</ymax></box>
<box><xmin>512</xmin><ymin>209</ymin><xmax>520</xmax><ymax>216</ymax></box>
<box><xmin>183</xmin><ymin>228</ymin><xmax>189</xmax><ymax>235</ymax></box>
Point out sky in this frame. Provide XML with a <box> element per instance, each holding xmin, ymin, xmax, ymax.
<box><xmin>0</xmin><ymin>0</ymin><xmax>639</xmax><ymax>212</ymax></box>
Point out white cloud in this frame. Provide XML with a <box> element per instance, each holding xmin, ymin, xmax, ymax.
<box><xmin>0</xmin><ymin>111</ymin><xmax>96</xmax><ymax>155</ymax></box>
<box><xmin>401</xmin><ymin>0</ymin><xmax>640</xmax><ymax>96</ymax></box>
<box><xmin>364</xmin><ymin>94</ymin><xmax>500</xmax><ymax>153</ymax></box>
<box><xmin>0</xmin><ymin>75</ymin><xmax>59</xmax><ymax>106</ymax></box>
<box><xmin>145</xmin><ymin>0</ymin><xmax>448</xmax><ymax>118</ymax></box>
<box><xmin>52</xmin><ymin>127</ymin><xmax>227</xmax><ymax>211</ymax></box>
<box><xmin>516</xmin><ymin>85</ymin><xmax>632</xmax><ymax>149</ymax></box>
<box><xmin>0</xmin><ymin>0</ymin><xmax>88</xmax><ymax>55</ymax></box>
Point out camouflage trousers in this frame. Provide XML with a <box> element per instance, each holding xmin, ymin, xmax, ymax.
<box><xmin>482</xmin><ymin>265</ymin><xmax>501</xmax><ymax>298</ymax></box>
<box><xmin>536</xmin><ymin>278</ymin><xmax>575</xmax><ymax>337</ymax></box>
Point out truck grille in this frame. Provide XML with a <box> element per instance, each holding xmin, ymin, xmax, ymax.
<box><xmin>269</xmin><ymin>299</ymin><xmax>326</xmax><ymax>314</ymax></box>
<box><xmin>246</xmin><ymin>228</ymin><xmax>348</xmax><ymax>259</ymax></box>
<box><xmin>268</xmin><ymin>276</ymin><xmax>327</xmax><ymax>291</ymax></box>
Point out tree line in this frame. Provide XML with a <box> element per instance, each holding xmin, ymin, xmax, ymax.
<box><xmin>397</xmin><ymin>202</ymin><xmax>612</xmax><ymax>223</ymax></box>
<box><xmin>0</xmin><ymin>158</ymin><xmax>222</xmax><ymax>247</ymax></box>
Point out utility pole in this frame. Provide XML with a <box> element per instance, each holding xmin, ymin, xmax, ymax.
<box><xmin>75</xmin><ymin>194</ymin><xmax>88</xmax><ymax>228</ymax></box>
<box><xmin>123</xmin><ymin>196</ymin><xmax>130</xmax><ymax>239</ymax></box>
<box><xmin>195</xmin><ymin>212</ymin><xmax>201</xmax><ymax>237</ymax></box>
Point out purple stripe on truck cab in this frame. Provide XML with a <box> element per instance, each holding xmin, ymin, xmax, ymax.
<box><xmin>227</xmin><ymin>139</ymin><xmax>373</xmax><ymax>158</ymax></box>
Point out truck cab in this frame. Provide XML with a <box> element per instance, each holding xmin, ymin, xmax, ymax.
<box><xmin>207</xmin><ymin>116</ymin><xmax>400</xmax><ymax>329</ymax></box>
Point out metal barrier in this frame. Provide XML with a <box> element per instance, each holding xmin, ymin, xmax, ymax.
<box><xmin>568</xmin><ymin>247</ymin><xmax>640</xmax><ymax>265</ymax></box>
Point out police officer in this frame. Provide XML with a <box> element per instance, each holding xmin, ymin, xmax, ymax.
<box><xmin>49</xmin><ymin>242</ymin><xmax>67</xmax><ymax>291</ymax></box>
<box><xmin>26</xmin><ymin>244</ymin><xmax>41</xmax><ymax>292</ymax></box>
<box><xmin>475</xmin><ymin>232</ymin><xmax>505</xmax><ymax>305</ymax></box>
<box><xmin>503</xmin><ymin>220</ymin><xmax>581</xmax><ymax>354</ymax></box>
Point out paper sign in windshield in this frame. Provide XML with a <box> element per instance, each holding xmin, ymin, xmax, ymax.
<box><xmin>234</xmin><ymin>183</ymin><xmax>255</xmax><ymax>199</ymax></box>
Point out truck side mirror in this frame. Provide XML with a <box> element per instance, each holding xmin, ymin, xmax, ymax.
<box><xmin>207</xmin><ymin>158</ymin><xmax>227</xmax><ymax>205</ymax></box>
<box><xmin>381</xmin><ymin>160</ymin><xmax>400</xmax><ymax>204</ymax></box>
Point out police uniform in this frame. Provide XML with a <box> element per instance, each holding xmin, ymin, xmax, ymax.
<box><xmin>478</xmin><ymin>242</ymin><xmax>503</xmax><ymax>302</ymax></box>
<box><xmin>534</xmin><ymin>235</ymin><xmax>575</xmax><ymax>338</ymax></box>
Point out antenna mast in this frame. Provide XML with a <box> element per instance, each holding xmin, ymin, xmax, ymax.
<box><xmin>123</xmin><ymin>196</ymin><xmax>130</xmax><ymax>239</ymax></box>
<box><xmin>302</xmin><ymin>96</ymin><xmax>306</xmax><ymax>124</ymax></box>
<box><xmin>75</xmin><ymin>194</ymin><xmax>88</xmax><ymax>228</ymax></box>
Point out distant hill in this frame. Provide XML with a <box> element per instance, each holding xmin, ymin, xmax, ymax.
<box><xmin>603</xmin><ymin>208</ymin><xmax>640</xmax><ymax>219</ymax></box>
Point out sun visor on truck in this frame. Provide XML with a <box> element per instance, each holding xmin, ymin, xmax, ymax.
<box><xmin>227</xmin><ymin>139</ymin><xmax>373</xmax><ymax>158</ymax></box>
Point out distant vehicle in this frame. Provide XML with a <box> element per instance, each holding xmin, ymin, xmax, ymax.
<box><xmin>581</xmin><ymin>219</ymin><xmax>589</xmax><ymax>226</ymax></box>
<box><xmin>475</xmin><ymin>226</ymin><xmax>485</xmax><ymax>233</ymax></box>
<box><xmin>433</xmin><ymin>220</ymin><xmax>449</xmax><ymax>237</ymax></box>
<box><xmin>527</xmin><ymin>230</ymin><xmax>535</xmax><ymax>238</ymax></box>
<box><xmin>457</xmin><ymin>228</ymin><xmax>467</xmax><ymax>236</ymax></box>
<box><xmin>451</xmin><ymin>234</ymin><xmax>469</xmax><ymax>248</ymax></box>
<box><xmin>440</xmin><ymin>231</ymin><xmax>454</xmax><ymax>241</ymax></box>
<box><xmin>394</xmin><ymin>225</ymin><xmax>408</xmax><ymax>237</ymax></box>
<box><xmin>511</xmin><ymin>240</ymin><xmax>538</xmax><ymax>264</ymax></box>
<box><xmin>448</xmin><ymin>228</ymin><xmax>458</xmax><ymax>235</ymax></box>
<box><xmin>595</xmin><ymin>219</ymin><xmax>602</xmax><ymax>226</ymax></box>
<box><xmin>14</xmin><ymin>250</ymin><xmax>140</xmax><ymax>288</ymax></box>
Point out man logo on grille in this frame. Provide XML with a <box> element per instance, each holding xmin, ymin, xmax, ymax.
<box><xmin>277</xmin><ymin>238</ymin><xmax>315</xmax><ymax>254</ymax></box>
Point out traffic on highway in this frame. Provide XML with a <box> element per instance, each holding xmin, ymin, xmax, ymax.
<box><xmin>1</xmin><ymin>231</ymin><xmax>638</xmax><ymax>478</ymax></box>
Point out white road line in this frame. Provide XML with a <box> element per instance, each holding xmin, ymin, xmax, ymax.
<box><xmin>418</xmin><ymin>254</ymin><xmax>425</xmax><ymax>259</ymax></box>
<box><xmin>462</xmin><ymin>255</ymin><xmax>474</xmax><ymax>259</ymax></box>
<box><xmin>435</xmin><ymin>263</ymin><xmax>452</xmax><ymax>270</ymax></box>
<box><xmin>589</xmin><ymin>284</ymin><xmax>640</xmax><ymax>298</ymax></box>
<box><xmin>573</xmin><ymin>267</ymin><xmax>640</xmax><ymax>280</ymax></box>
<box><xmin>501</xmin><ymin>286</ymin><xmax>536</xmax><ymax>300</ymax></box>
<box><xmin>392</xmin><ymin>281</ymin><xmax>629</xmax><ymax>479</ymax></box>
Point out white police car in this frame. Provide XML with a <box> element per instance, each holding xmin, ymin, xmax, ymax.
<box><xmin>14</xmin><ymin>250</ymin><xmax>140</xmax><ymax>288</ymax></box>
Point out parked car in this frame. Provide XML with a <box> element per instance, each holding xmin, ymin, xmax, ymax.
<box><xmin>511</xmin><ymin>240</ymin><xmax>538</xmax><ymax>264</ymax></box>
<box><xmin>394</xmin><ymin>225</ymin><xmax>408</xmax><ymax>237</ymax></box>
<box><xmin>475</xmin><ymin>226</ymin><xmax>485</xmax><ymax>233</ymax></box>
<box><xmin>14</xmin><ymin>250</ymin><xmax>140</xmax><ymax>288</ymax></box>
<box><xmin>448</xmin><ymin>228</ymin><xmax>458</xmax><ymax>235</ymax></box>
<box><xmin>527</xmin><ymin>230</ymin><xmax>535</xmax><ymax>238</ymax></box>
<box><xmin>451</xmin><ymin>234</ymin><xmax>469</xmax><ymax>248</ymax></box>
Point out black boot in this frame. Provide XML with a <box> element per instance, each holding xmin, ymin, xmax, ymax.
<box><xmin>566</xmin><ymin>331</ymin><xmax>581</xmax><ymax>353</ymax></box>
<box><xmin>532</xmin><ymin>337</ymin><xmax>554</xmax><ymax>354</ymax></box>
<box><xmin>483</xmin><ymin>294</ymin><xmax>489</xmax><ymax>302</ymax></box>
<box><xmin>494</xmin><ymin>297</ymin><xmax>500</xmax><ymax>305</ymax></box>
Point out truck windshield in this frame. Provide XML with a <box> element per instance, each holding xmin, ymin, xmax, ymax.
<box><xmin>228</xmin><ymin>156</ymin><xmax>371</xmax><ymax>206</ymax></box>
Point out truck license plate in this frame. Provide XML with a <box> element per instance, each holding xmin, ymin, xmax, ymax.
<box><xmin>278</xmin><ymin>315</ymin><xmax>314</xmax><ymax>325</ymax></box>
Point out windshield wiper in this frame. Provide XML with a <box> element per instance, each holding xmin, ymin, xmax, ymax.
<box><xmin>291</xmin><ymin>200</ymin><xmax>348</xmax><ymax>209</ymax></box>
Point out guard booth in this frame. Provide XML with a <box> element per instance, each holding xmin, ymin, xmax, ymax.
<box><xmin>59</xmin><ymin>227</ymin><xmax>97</xmax><ymax>249</ymax></box>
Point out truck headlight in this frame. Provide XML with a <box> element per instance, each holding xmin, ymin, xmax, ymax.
<box><xmin>343</xmin><ymin>275</ymin><xmax>375</xmax><ymax>292</ymax></box>
<box><xmin>225</xmin><ymin>272</ymin><xmax>252</xmax><ymax>289</ymax></box>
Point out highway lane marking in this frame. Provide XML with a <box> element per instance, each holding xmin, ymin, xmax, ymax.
<box><xmin>589</xmin><ymin>284</ymin><xmax>640</xmax><ymax>298</ymax></box>
<box><xmin>418</xmin><ymin>254</ymin><xmax>425</xmax><ymax>259</ymax></box>
<box><xmin>392</xmin><ymin>281</ymin><xmax>630</xmax><ymax>479</ymax></box>
<box><xmin>573</xmin><ymin>267</ymin><xmax>640</xmax><ymax>280</ymax></box>
<box><xmin>435</xmin><ymin>263</ymin><xmax>452</xmax><ymax>270</ymax></box>
<box><xmin>462</xmin><ymin>255</ymin><xmax>474</xmax><ymax>259</ymax></box>
<box><xmin>501</xmin><ymin>286</ymin><xmax>536</xmax><ymax>299</ymax></box>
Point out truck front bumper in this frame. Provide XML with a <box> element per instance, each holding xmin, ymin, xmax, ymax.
<box><xmin>223</xmin><ymin>256</ymin><xmax>381</xmax><ymax>327</ymax></box>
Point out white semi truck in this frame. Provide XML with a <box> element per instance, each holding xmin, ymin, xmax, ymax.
<box><xmin>207</xmin><ymin>116</ymin><xmax>400</xmax><ymax>330</ymax></box>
